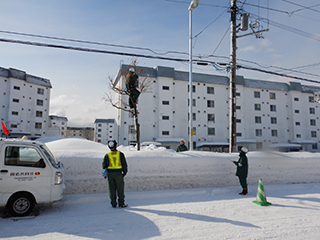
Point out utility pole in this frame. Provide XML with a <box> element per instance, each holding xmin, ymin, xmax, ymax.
<box><xmin>229</xmin><ymin>0</ymin><xmax>237</xmax><ymax>153</ymax></box>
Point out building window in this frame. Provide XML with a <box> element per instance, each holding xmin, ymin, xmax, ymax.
<box><xmin>13</xmin><ymin>86</ymin><xmax>20</xmax><ymax>90</ymax></box>
<box><xmin>207</xmin><ymin>114</ymin><xmax>215</xmax><ymax>122</ymax></box>
<box><xmin>236</xmin><ymin>119</ymin><xmax>241</xmax><ymax>123</ymax></box>
<box><xmin>236</xmin><ymin>133</ymin><xmax>242</xmax><ymax>137</ymax></box>
<box><xmin>296</xmin><ymin>134</ymin><xmax>301</xmax><ymax>138</ymax></box>
<box><xmin>129</xmin><ymin>125</ymin><xmax>136</xmax><ymax>134</ymax></box>
<box><xmin>35</xmin><ymin>122</ymin><xmax>42</xmax><ymax>129</ymax></box>
<box><xmin>162</xmin><ymin>116</ymin><xmax>169</xmax><ymax>120</ymax></box>
<box><xmin>236</xmin><ymin>106</ymin><xmax>241</xmax><ymax>110</ymax></box>
<box><xmin>254</xmin><ymin>104</ymin><xmax>261</xmax><ymax>111</ymax></box>
<box><xmin>271</xmin><ymin>129</ymin><xmax>278</xmax><ymax>137</ymax></box>
<box><xmin>208</xmin><ymin>127</ymin><xmax>215</xmax><ymax>135</ymax></box>
<box><xmin>36</xmin><ymin>111</ymin><xmax>43</xmax><ymax>117</ymax></box>
<box><xmin>309</xmin><ymin>96</ymin><xmax>314</xmax><ymax>102</ymax></box>
<box><xmin>269</xmin><ymin>92</ymin><xmax>276</xmax><ymax>99</ymax></box>
<box><xmin>37</xmin><ymin>99</ymin><xmax>44</xmax><ymax>106</ymax></box>
<box><xmin>11</xmin><ymin>124</ymin><xmax>18</xmax><ymax>128</ymax></box>
<box><xmin>271</xmin><ymin>117</ymin><xmax>277</xmax><ymax>124</ymax></box>
<box><xmin>236</xmin><ymin>92</ymin><xmax>241</xmax><ymax>97</ymax></box>
<box><xmin>162</xmin><ymin>86</ymin><xmax>169</xmax><ymax>90</ymax></box>
<box><xmin>13</xmin><ymin>98</ymin><xmax>19</xmax><ymax>103</ymax></box>
<box><xmin>188</xmin><ymin>85</ymin><xmax>196</xmax><ymax>93</ymax></box>
<box><xmin>309</xmin><ymin>108</ymin><xmax>315</xmax><ymax>114</ymax></box>
<box><xmin>254</xmin><ymin>91</ymin><xmax>260</xmax><ymax>98</ymax></box>
<box><xmin>207</xmin><ymin>100</ymin><xmax>214</xmax><ymax>108</ymax></box>
<box><xmin>296</xmin><ymin>122</ymin><xmax>300</xmax><ymax>126</ymax></box>
<box><xmin>162</xmin><ymin>101</ymin><xmax>169</xmax><ymax>105</ymax></box>
<box><xmin>255</xmin><ymin>116</ymin><xmax>262</xmax><ymax>124</ymax></box>
<box><xmin>162</xmin><ymin>131</ymin><xmax>169</xmax><ymax>135</ymax></box>
<box><xmin>192</xmin><ymin>113</ymin><xmax>196</xmax><ymax>121</ymax></box>
<box><xmin>12</xmin><ymin>111</ymin><xmax>19</xmax><ymax>116</ymax></box>
<box><xmin>255</xmin><ymin>129</ymin><xmax>262</xmax><ymax>137</ymax></box>
<box><xmin>270</xmin><ymin>105</ymin><xmax>276</xmax><ymax>112</ymax></box>
<box><xmin>311</xmin><ymin>131</ymin><xmax>317</xmax><ymax>138</ymax></box>
<box><xmin>207</xmin><ymin>87</ymin><xmax>214</xmax><ymax>94</ymax></box>
<box><xmin>294</xmin><ymin>97</ymin><xmax>299</xmax><ymax>101</ymax></box>
<box><xmin>192</xmin><ymin>99</ymin><xmax>196</xmax><ymax>107</ymax></box>
<box><xmin>310</xmin><ymin>119</ymin><xmax>316</xmax><ymax>126</ymax></box>
<box><xmin>37</xmin><ymin>88</ymin><xmax>44</xmax><ymax>95</ymax></box>
<box><xmin>98</xmin><ymin>129</ymin><xmax>101</xmax><ymax>132</ymax></box>
<box><xmin>295</xmin><ymin>110</ymin><xmax>300</xmax><ymax>113</ymax></box>
<box><xmin>98</xmin><ymin>134</ymin><xmax>101</xmax><ymax>137</ymax></box>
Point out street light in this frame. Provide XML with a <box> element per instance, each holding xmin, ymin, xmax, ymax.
<box><xmin>188</xmin><ymin>0</ymin><xmax>199</xmax><ymax>151</ymax></box>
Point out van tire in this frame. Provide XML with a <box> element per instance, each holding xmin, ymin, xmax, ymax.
<box><xmin>7</xmin><ymin>193</ymin><xmax>35</xmax><ymax>217</ymax></box>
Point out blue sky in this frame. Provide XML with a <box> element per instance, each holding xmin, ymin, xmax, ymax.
<box><xmin>0</xmin><ymin>0</ymin><xmax>319</xmax><ymax>126</ymax></box>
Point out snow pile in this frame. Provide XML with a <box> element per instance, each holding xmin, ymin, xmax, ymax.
<box><xmin>45</xmin><ymin>138</ymin><xmax>320</xmax><ymax>194</ymax></box>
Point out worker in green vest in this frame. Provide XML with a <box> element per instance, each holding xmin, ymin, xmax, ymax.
<box><xmin>102</xmin><ymin>140</ymin><xmax>128</xmax><ymax>208</ymax></box>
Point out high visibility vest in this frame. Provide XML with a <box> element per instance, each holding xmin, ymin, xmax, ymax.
<box><xmin>107</xmin><ymin>151</ymin><xmax>122</xmax><ymax>169</ymax></box>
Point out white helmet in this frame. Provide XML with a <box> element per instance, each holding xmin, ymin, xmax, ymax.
<box><xmin>129</xmin><ymin>67</ymin><xmax>135</xmax><ymax>73</ymax></box>
<box><xmin>241</xmin><ymin>146</ymin><xmax>248</xmax><ymax>153</ymax></box>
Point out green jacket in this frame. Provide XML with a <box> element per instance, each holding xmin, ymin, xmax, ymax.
<box><xmin>176</xmin><ymin>144</ymin><xmax>188</xmax><ymax>152</ymax></box>
<box><xmin>102</xmin><ymin>150</ymin><xmax>128</xmax><ymax>174</ymax></box>
<box><xmin>234</xmin><ymin>151</ymin><xmax>248</xmax><ymax>178</ymax></box>
<box><xmin>126</xmin><ymin>73</ymin><xmax>138</xmax><ymax>90</ymax></box>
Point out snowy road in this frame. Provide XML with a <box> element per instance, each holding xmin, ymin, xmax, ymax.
<box><xmin>1</xmin><ymin>183</ymin><xmax>320</xmax><ymax>240</ymax></box>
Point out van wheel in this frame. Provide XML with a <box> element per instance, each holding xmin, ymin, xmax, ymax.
<box><xmin>7</xmin><ymin>193</ymin><xmax>35</xmax><ymax>217</ymax></box>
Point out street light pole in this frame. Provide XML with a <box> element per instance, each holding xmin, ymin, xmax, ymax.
<box><xmin>188</xmin><ymin>0</ymin><xmax>199</xmax><ymax>151</ymax></box>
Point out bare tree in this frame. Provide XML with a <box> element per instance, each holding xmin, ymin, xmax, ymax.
<box><xmin>104</xmin><ymin>60</ymin><xmax>153</xmax><ymax>150</ymax></box>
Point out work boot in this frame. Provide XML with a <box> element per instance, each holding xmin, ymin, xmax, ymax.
<box><xmin>239</xmin><ymin>188</ymin><xmax>248</xmax><ymax>195</ymax></box>
<box><xmin>119</xmin><ymin>204</ymin><xmax>128</xmax><ymax>208</ymax></box>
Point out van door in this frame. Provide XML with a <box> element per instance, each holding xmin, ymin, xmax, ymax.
<box><xmin>0</xmin><ymin>144</ymin><xmax>52</xmax><ymax>203</ymax></box>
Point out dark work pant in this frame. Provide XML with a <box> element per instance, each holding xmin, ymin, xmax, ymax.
<box><xmin>107</xmin><ymin>172</ymin><xmax>125</xmax><ymax>207</ymax></box>
<box><xmin>238</xmin><ymin>177</ymin><xmax>247</xmax><ymax>189</ymax></box>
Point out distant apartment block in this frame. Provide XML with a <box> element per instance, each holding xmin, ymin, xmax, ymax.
<box><xmin>47</xmin><ymin>115</ymin><xmax>68</xmax><ymax>137</ymax></box>
<box><xmin>0</xmin><ymin>67</ymin><xmax>52</xmax><ymax>139</ymax></box>
<box><xmin>114</xmin><ymin>65</ymin><xmax>320</xmax><ymax>152</ymax></box>
<box><xmin>66</xmin><ymin>127</ymin><xmax>94</xmax><ymax>140</ymax></box>
<box><xmin>94</xmin><ymin>118</ymin><xmax>116</xmax><ymax>144</ymax></box>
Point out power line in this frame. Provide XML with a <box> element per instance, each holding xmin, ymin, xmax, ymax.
<box><xmin>0</xmin><ymin>38</ymin><xmax>188</xmax><ymax>63</ymax></box>
<box><xmin>249</xmin><ymin>13</ymin><xmax>320</xmax><ymax>41</ymax></box>
<box><xmin>0</xmin><ymin>29</ymin><xmax>188</xmax><ymax>57</ymax></box>
<box><xmin>0</xmin><ymin>37</ymin><xmax>319</xmax><ymax>84</ymax></box>
<box><xmin>282</xmin><ymin>0</ymin><xmax>320</xmax><ymax>15</ymax></box>
<box><xmin>238</xmin><ymin>1</ymin><xmax>290</xmax><ymax>15</ymax></box>
<box><xmin>194</xmin><ymin>8</ymin><xmax>227</xmax><ymax>38</ymax></box>
<box><xmin>211</xmin><ymin>26</ymin><xmax>229</xmax><ymax>55</ymax></box>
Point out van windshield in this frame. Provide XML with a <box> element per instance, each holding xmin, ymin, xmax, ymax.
<box><xmin>40</xmin><ymin>145</ymin><xmax>59</xmax><ymax>167</ymax></box>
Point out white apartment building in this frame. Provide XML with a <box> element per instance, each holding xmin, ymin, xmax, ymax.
<box><xmin>0</xmin><ymin>67</ymin><xmax>52</xmax><ymax>139</ymax></box>
<box><xmin>47</xmin><ymin>115</ymin><xmax>68</xmax><ymax>137</ymax></box>
<box><xmin>66</xmin><ymin>127</ymin><xmax>94</xmax><ymax>140</ymax></box>
<box><xmin>114</xmin><ymin>65</ymin><xmax>320</xmax><ymax>152</ymax></box>
<box><xmin>94</xmin><ymin>118</ymin><xmax>116</xmax><ymax>144</ymax></box>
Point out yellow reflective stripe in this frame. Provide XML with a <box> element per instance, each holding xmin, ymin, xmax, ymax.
<box><xmin>107</xmin><ymin>151</ymin><xmax>122</xmax><ymax>169</ymax></box>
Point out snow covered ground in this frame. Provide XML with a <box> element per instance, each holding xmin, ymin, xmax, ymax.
<box><xmin>1</xmin><ymin>138</ymin><xmax>320</xmax><ymax>239</ymax></box>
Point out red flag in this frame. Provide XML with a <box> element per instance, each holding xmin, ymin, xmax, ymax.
<box><xmin>1</xmin><ymin>121</ymin><xmax>9</xmax><ymax>136</ymax></box>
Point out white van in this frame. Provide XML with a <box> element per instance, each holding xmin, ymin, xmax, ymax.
<box><xmin>0</xmin><ymin>138</ymin><xmax>65</xmax><ymax>216</ymax></box>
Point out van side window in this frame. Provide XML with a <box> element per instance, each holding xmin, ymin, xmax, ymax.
<box><xmin>5</xmin><ymin>146</ymin><xmax>46</xmax><ymax>168</ymax></box>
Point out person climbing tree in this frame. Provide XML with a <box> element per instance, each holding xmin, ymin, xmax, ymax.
<box><xmin>126</xmin><ymin>67</ymin><xmax>140</xmax><ymax>108</ymax></box>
